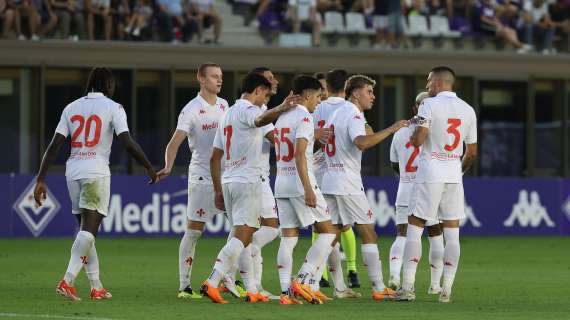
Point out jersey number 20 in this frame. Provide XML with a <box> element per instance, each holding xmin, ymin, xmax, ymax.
<box><xmin>70</xmin><ymin>115</ymin><xmax>102</xmax><ymax>148</ymax></box>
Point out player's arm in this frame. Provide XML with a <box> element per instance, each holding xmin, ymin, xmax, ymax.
<box><xmin>410</xmin><ymin>126</ymin><xmax>428</xmax><ymax>148</ymax></box>
<box><xmin>295</xmin><ymin>138</ymin><xmax>316</xmax><ymax>208</ymax></box>
<box><xmin>210</xmin><ymin>147</ymin><xmax>225</xmax><ymax>211</ymax></box>
<box><xmin>254</xmin><ymin>91</ymin><xmax>301</xmax><ymax>127</ymax></box>
<box><xmin>353</xmin><ymin>120</ymin><xmax>408</xmax><ymax>151</ymax></box>
<box><xmin>365</xmin><ymin>124</ymin><xmax>374</xmax><ymax>135</ymax></box>
<box><xmin>157</xmin><ymin>129</ymin><xmax>187</xmax><ymax>180</ymax></box>
<box><xmin>265</xmin><ymin>130</ymin><xmax>275</xmax><ymax>147</ymax></box>
<box><xmin>118</xmin><ymin>132</ymin><xmax>157</xmax><ymax>184</ymax></box>
<box><xmin>462</xmin><ymin>143</ymin><xmax>477</xmax><ymax>174</ymax></box>
<box><xmin>313</xmin><ymin>127</ymin><xmax>331</xmax><ymax>149</ymax></box>
<box><xmin>33</xmin><ymin>133</ymin><xmax>67</xmax><ymax>207</ymax></box>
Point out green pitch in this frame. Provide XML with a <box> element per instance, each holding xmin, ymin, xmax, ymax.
<box><xmin>1</xmin><ymin>236</ymin><xmax>569</xmax><ymax>320</ymax></box>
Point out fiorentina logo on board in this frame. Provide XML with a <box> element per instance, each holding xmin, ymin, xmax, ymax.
<box><xmin>13</xmin><ymin>180</ymin><xmax>61</xmax><ymax>237</ymax></box>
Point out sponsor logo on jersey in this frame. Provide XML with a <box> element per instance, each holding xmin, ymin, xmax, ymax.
<box><xmin>202</xmin><ymin>121</ymin><xmax>218</xmax><ymax>131</ymax></box>
<box><xmin>503</xmin><ymin>190</ymin><xmax>555</xmax><ymax>228</ymax></box>
<box><xmin>13</xmin><ymin>180</ymin><xmax>61</xmax><ymax>237</ymax></box>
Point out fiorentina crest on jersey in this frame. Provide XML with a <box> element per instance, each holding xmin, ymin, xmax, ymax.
<box><xmin>13</xmin><ymin>180</ymin><xmax>61</xmax><ymax>237</ymax></box>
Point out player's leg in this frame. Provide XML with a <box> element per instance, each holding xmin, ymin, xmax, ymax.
<box><xmin>438</xmin><ymin>183</ymin><xmax>466</xmax><ymax>303</ymax></box>
<box><xmin>275</xmin><ymin>198</ymin><xmax>303</xmax><ymax>304</ymax></box>
<box><xmin>388</xmin><ymin>222</ymin><xmax>407</xmax><ymax>290</ymax></box>
<box><xmin>341</xmin><ymin>225</ymin><xmax>359</xmax><ymax>288</ymax></box>
<box><xmin>426</xmin><ymin>221</ymin><xmax>444</xmax><ymax>294</ymax></box>
<box><xmin>311</xmin><ymin>228</ymin><xmax>330</xmax><ymax>287</ymax></box>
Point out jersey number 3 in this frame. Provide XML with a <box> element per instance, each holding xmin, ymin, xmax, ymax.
<box><xmin>444</xmin><ymin>118</ymin><xmax>461</xmax><ymax>152</ymax></box>
<box><xmin>71</xmin><ymin>115</ymin><xmax>102</xmax><ymax>148</ymax></box>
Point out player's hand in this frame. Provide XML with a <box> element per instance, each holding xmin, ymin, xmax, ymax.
<box><xmin>278</xmin><ymin>91</ymin><xmax>302</xmax><ymax>112</ymax></box>
<box><xmin>390</xmin><ymin>120</ymin><xmax>409</xmax><ymax>133</ymax></box>
<box><xmin>214</xmin><ymin>191</ymin><xmax>225</xmax><ymax>211</ymax></box>
<box><xmin>304</xmin><ymin>189</ymin><xmax>317</xmax><ymax>208</ymax></box>
<box><xmin>156</xmin><ymin>167</ymin><xmax>172</xmax><ymax>182</ymax></box>
<box><xmin>314</xmin><ymin>127</ymin><xmax>331</xmax><ymax>144</ymax></box>
<box><xmin>33</xmin><ymin>181</ymin><xmax>47</xmax><ymax>208</ymax></box>
<box><xmin>147</xmin><ymin>168</ymin><xmax>158</xmax><ymax>185</ymax></box>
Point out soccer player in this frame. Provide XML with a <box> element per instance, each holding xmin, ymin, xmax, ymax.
<box><xmin>33</xmin><ymin>67</ymin><xmax>157</xmax><ymax>301</ymax></box>
<box><xmin>320</xmin><ymin>75</ymin><xmax>407</xmax><ymax>301</ymax></box>
<box><xmin>400</xmin><ymin>66</ymin><xmax>478</xmax><ymax>303</ymax></box>
<box><xmin>155</xmin><ymin>62</ymin><xmax>229</xmax><ymax>299</ymax></box>
<box><xmin>201</xmin><ymin>72</ymin><xmax>298</xmax><ymax>304</ymax></box>
<box><xmin>312</xmin><ymin>69</ymin><xmax>361</xmax><ymax>290</ymax></box>
<box><xmin>388</xmin><ymin>91</ymin><xmax>445</xmax><ymax>294</ymax></box>
<box><xmin>273</xmin><ymin>75</ymin><xmax>340</xmax><ymax>305</ymax></box>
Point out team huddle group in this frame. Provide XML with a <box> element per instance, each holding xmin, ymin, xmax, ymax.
<box><xmin>33</xmin><ymin>63</ymin><xmax>478</xmax><ymax>305</ymax></box>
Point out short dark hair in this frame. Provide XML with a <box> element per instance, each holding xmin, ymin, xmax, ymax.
<box><xmin>430</xmin><ymin>66</ymin><xmax>456</xmax><ymax>78</ymax></box>
<box><xmin>241</xmin><ymin>72</ymin><xmax>272</xmax><ymax>94</ymax></box>
<box><xmin>292</xmin><ymin>75</ymin><xmax>322</xmax><ymax>95</ymax></box>
<box><xmin>251</xmin><ymin>67</ymin><xmax>271</xmax><ymax>75</ymax></box>
<box><xmin>313</xmin><ymin>72</ymin><xmax>326</xmax><ymax>81</ymax></box>
<box><xmin>326</xmin><ymin>69</ymin><xmax>348</xmax><ymax>93</ymax></box>
<box><xmin>345</xmin><ymin>75</ymin><xmax>375</xmax><ymax>98</ymax></box>
<box><xmin>85</xmin><ymin>67</ymin><xmax>115</xmax><ymax>97</ymax></box>
<box><xmin>198</xmin><ymin>62</ymin><xmax>221</xmax><ymax>77</ymax></box>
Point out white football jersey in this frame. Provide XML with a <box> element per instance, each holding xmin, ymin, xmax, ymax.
<box><xmin>312</xmin><ymin>96</ymin><xmax>346</xmax><ymax>180</ymax></box>
<box><xmin>213</xmin><ymin>99</ymin><xmax>264</xmax><ymax>184</ymax></box>
<box><xmin>274</xmin><ymin>105</ymin><xmax>316</xmax><ymax>198</ymax></box>
<box><xmin>415</xmin><ymin>91</ymin><xmax>477</xmax><ymax>183</ymax></box>
<box><xmin>390</xmin><ymin>125</ymin><xmax>420</xmax><ymax>206</ymax></box>
<box><xmin>260</xmin><ymin>105</ymin><xmax>275</xmax><ymax>178</ymax></box>
<box><xmin>320</xmin><ymin>101</ymin><xmax>366</xmax><ymax>195</ymax></box>
<box><xmin>177</xmin><ymin>94</ymin><xmax>229</xmax><ymax>184</ymax></box>
<box><xmin>55</xmin><ymin>92</ymin><xmax>129</xmax><ymax>181</ymax></box>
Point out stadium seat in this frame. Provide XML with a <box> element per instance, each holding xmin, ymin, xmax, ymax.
<box><xmin>345</xmin><ymin>12</ymin><xmax>375</xmax><ymax>35</ymax></box>
<box><xmin>278</xmin><ymin>33</ymin><xmax>312</xmax><ymax>47</ymax></box>
<box><xmin>430</xmin><ymin>16</ymin><xmax>461</xmax><ymax>38</ymax></box>
<box><xmin>407</xmin><ymin>15</ymin><xmax>434</xmax><ymax>37</ymax></box>
<box><xmin>322</xmin><ymin>11</ymin><xmax>345</xmax><ymax>34</ymax></box>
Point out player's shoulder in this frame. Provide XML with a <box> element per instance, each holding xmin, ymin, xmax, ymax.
<box><xmin>181</xmin><ymin>96</ymin><xmax>204</xmax><ymax>113</ymax></box>
<box><xmin>296</xmin><ymin>106</ymin><xmax>313</xmax><ymax>124</ymax></box>
<box><xmin>217</xmin><ymin>97</ymin><xmax>229</xmax><ymax>109</ymax></box>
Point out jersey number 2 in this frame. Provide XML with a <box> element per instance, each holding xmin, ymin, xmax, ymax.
<box><xmin>404</xmin><ymin>141</ymin><xmax>419</xmax><ymax>173</ymax></box>
<box><xmin>70</xmin><ymin>115</ymin><xmax>102</xmax><ymax>148</ymax></box>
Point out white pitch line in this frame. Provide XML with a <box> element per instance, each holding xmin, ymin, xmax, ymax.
<box><xmin>0</xmin><ymin>313</ymin><xmax>117</xmax><ymax>320</ymax></box>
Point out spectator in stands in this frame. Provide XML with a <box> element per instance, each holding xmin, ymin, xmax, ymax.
<box><xmin>155</xmin><ymin>0</ymin><xmax>184</xmax><ymax>42</ymax></box>
<box><xmin>446</xmin><ymin>0</ymin><xmax>471</xmax><ymax>33</ymax></box>
<box><xmin>473</xmin><ymin>0</ymin><xmax>531</xmax><ymax>53</ymax></box>
<box><xmin>316</xmin><ymin>0</ymin><xmax>342</xmax><ymax>13</ymax></box>
<box><xmin>1</xmin><ymin>0</ymin><xmax>17</xmax><ymax>38</ymax></box>
<box><xmin>522</xmin><ymin>0</ymin><xmax>555</xmax><ymax>54</ymax></box>
<box><xmin>549</xmin><ymin>0</ymin><xmax>569</xmax><ymax>52</ymax></box>
<box><xmin>189</xmin><ymin>0</ymin><xmax>222</xmax><ymax>43</ymax></box>
<box><xmin>124</xmin><ymin>0</ymin><xmax>152</xmax><ymax>38</ymax></box>
<box><xmin>407</xmin><ymin>0</ymin><xmax>428</xmax><ymax>16</ymax></box>
<box><xmin>52</xmin><ymin>0</ymin><xmax>86</xmax><ymax>40</ymax></box>
<box><xmin>86</xmin><ymin>0</ymin><xmax>111</xmax><ymax>40</ymax></box>
<box><xmin>385</xmin><ymin>0</ymin><xmax>406</xmax><ymax>48</ymax></box>
<box><xmin>426</xmin><ymin>0</ymin><xmax>446</xmax><ymax>16</ymax></box>
<box><xmin>12</xmin><ymin>0</ymin><xmax>41</xmax><ymax>40</ymax></box>
<box><xmin>496</xmin><ymin>0</ymin><xmax>522</xmax><ymax>24</ymax></box>
<box><xmin>287</xmin><ymin>0</ymin><xmax>320</xmax><ymax>46</ymax></box>
<box><xmin>350</xmin><ymin>0</ymin><xmax>374</xmax><ymax>19</ymax></box>
<box><xmin>232</xmin><ymin>0</ymin><xmax>259</xmax><ymax>26</ymax></box>
<box><xmin>110</xmin><ymin>0</ymin><xmax>129</xmax><ymax>39</ymax></box>
<box><xmin>35</xmin><ymin>0</ymin><xmax>58</xmax><ymax>38</ymax></box>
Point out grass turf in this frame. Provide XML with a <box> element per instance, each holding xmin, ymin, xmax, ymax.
<box><xmin>1</xmin><ymin>236</ymin><xmax>569</xmax><ymax>320</ymax></box>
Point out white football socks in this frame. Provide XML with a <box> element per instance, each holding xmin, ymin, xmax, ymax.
<box><xmin>238</xmin><ymin>245</ymin><xmax>256</xmax><ymax>293</ymax></box>
<box><xmin>442</xmin><ymin>228</ymin><xmax>460</xmax><ymax>294</ymax></box>
<box><xmin>297</xmin><ymin>233</ymin><xmax>335</xmax><ymax>284</ymax></box>
<box><xmin>178</xmin><ymin>229</ymin><xmax>202</xmax><ymax>290</ymax></box>
<box><xmin>389</xmin><ymin>235</ymin><xmax>406</xmax><ymax>283</ymax></box>
<box><xmin>207</xmin><ymin>237</ymin><xmax>244</xmax><ymax>287</ymax></box>
<box><xmin>327</xmin><ymin>243</ymin><xmax>347</xmax><ymax>291</ymax></box>
<box><xmin>277</xmin><ymin>236</ymin><xmax>298</xmax><ymax>293</ymax></box>
<box><xmin>361</xmin><ymin>243</ymin><xmax>386</xmax><ymax>292</ymax></box>
<box><xmin>251</xmin><ymin>226</ymin><xmax>279</xmax><ymax>289</ymax></box>
<box><xmin>402</xmin><ymin>224</ymin><xmax>424</xmax><ymax>291</ymax></box>
<box><xmin>84</xmin><ymin>244</ymin><xmax>103</xmax><ymax>289</ymax></box>
<box><xmin>428</xmin><ymin>234</ymin><xmax>444</xmax><ymax>289</ymax></box>
<box><xmin>64</xmin><ymin>230</ymin><xmax>95</xmax><ymax>286</ymax></box>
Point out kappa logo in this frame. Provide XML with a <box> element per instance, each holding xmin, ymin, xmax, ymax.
<box><xmin>460</xmin><ymin>202</ymin><xmax>482</xmax><ymax>227</ymax></box>
<box><xmin>504</xmin><ymin>190</ymin><xmax>555</xmax><ymax>228</ymax></box>
<box><xmin>13</xmin><ymin>180</ymin><xmax>61</xmax><ymax>237</ymax></box>
<box><xmin>199</xmin><ymin>109</ymin><xmax>206</xmax><ymax>115</ymax></box>
<box><xmin>302</xmin><ymin>117</ymin><xmax>311</xmax><ymax>123</ymax></box>
<box><xmin>562</xmin><ymin>195</ymin><xmax>570</xmax><ymax>223</ymax></box>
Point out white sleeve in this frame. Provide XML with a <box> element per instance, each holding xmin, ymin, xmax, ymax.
<box><xmin>176</xmin><ymin>108</ymin><xmax>194</xmax><ymax>134</ymax></box>
<box><xmin>416</xmin><ymin>101</ymin><xmax>432</xmax><ymax>128</ymax></box>
<box><xmin>465</xmin><ymin>110</ymin><xmax>478</xmax><ymax>144</ymax></box>
<box><xmin>55</xmin><ymin>109</ymin><xmax>69</xmax><ymax>137</ymax></box>
<box><xmin>348</xmin><ymin>113</ymin><xmax>366</xmax><ymax>141</ymax></box>
<box><xmin>213</xmin><ymin>124</ymin><xmax>224</xmax><ymax>150</ymax></box>
<box><xmin>296</xmin><ymin>114</ymin><xmax>314</xmax><ymax>141</ymax></box>
<box><xmin>240</xmin><ymin>105</ymin><xmax>263</xmax><ymax>128</ymax></box>
<box><xmin>112</xmin><ymin>105</ymin><xmax>130</xmax><ymax>135</ymax></box>
<box><xmin>262</xmin><ymin>123</ymin><xmax>274</xmax><ymax>137</ymax></box>
<box><xmin>389</xmin><ymin>132</ymin><xmax>398</xmax><ymax>162</ymax></box>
